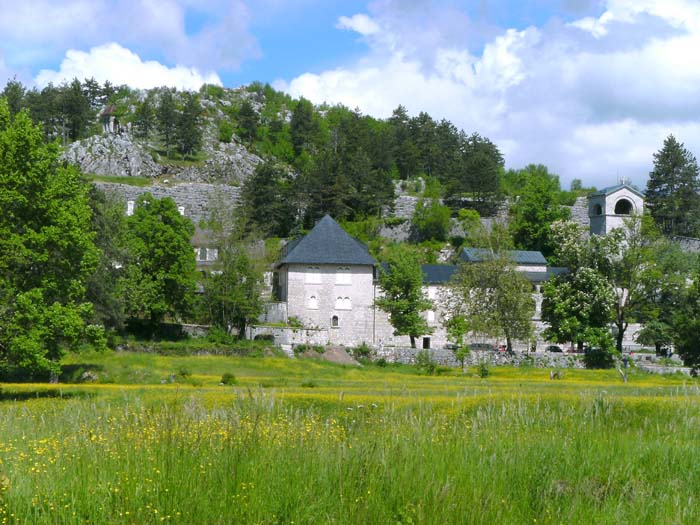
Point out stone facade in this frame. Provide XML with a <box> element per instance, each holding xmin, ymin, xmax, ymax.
<box><xmin>588</xmin><ymin>184</ymin><xmax>644</xmax><ymax>235</ymax></box>
<box><xmin>281</xmin><ymin>263</ymin><xmax>378</xmax><ymax>347</ymax></box>
<box><xmin>96</xmin><ymin>181</ymin><xmax>240</xmax><ymax>227</ymax></box>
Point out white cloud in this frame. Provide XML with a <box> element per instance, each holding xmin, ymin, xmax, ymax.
<box><xmin>337</xmin><ymin>14</ymin><xmax>381</xmax><ymax>36</ymax></box>
<box><xmin>34</xmin><ymin>43</ymin><xmax>222</xmax><ymax>90</ymax></box>
<box><xmin>281</xmin><ymin>0</ymin><xmax>700</xmax><ymax>189</ymax></box>
<box><xmin>0</xmin><ymin>0</ymin><xmax>258</xmax><ymax>75</ymax></box>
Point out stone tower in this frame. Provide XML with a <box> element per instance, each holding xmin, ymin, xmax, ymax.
<box><xmin>588</xmin><ymin>183</ymin><xmax>645</xmax><ymax>235</ymax></box>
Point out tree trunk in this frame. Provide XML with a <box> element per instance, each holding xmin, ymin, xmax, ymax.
<box><xmin>615</xmin><ymin>321</ymin><xmax>627</xmax><ymax>353</ymax></box>
<box><xmin>410</xmin><ymin>335</ymin><xmax>416</xmax><ymax>348</ymax></box>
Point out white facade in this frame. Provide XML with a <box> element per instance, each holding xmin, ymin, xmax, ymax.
<box><xmin>281</xmin><ymin>263</ymin><xmax>378</xmax><ymax>346</ymax></box>
<box><xmin>589</xmin><ymin>184</ymin><xmax>644</xmax><ymax>235</ymax></box>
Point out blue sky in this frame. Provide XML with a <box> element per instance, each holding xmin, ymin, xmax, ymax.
<box><xmin>2</xmin><ymin>0</ymin><xmax>700</xmax><ymax>189</ymax></box>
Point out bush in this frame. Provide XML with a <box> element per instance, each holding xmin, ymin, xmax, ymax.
<box><xmin>218</xmin><ymin>120</ymin><xmax>234</xmax><ymax>143</ymax></box>
<box><xmin>220</xmin><ymin>372</ymin><xmax>237</xmax><ymax>385</ymax></box>
<box><xmin>415</xmin><ymin>350</ymin><xmax>436</xmax><ymax>375</ymax></box>
<box><xmin>352</xmin><ymin>343</ymin><xmax>372</xmax><ymax>359</ymax></box>
<box><xmin>477</xmin><ymin>361</ymin><xmax>490</xmax><ymax>378</ymax></box>
<box><xmin>207</xmin><ymin>326</ymin><xmax>237</xmax><ymax>345</ymax></box>
<box><xmin>583</xmin><ymin>347</ymin><xmax>616</xmax><ymax>369</ymax></box>
<box><xmin>582</xmin><ymin>328</ymin><xmax>617</xmax><ymax>369</ymax></box>
<box><xmin>301</xmin><ymin>379</ymin><xmax>318</xmax><ymax>388</ymax></box>
<box><xmin>375</xmin><ymin>357</ymin><xmax>388</xmax><ymax>367</ymax></box>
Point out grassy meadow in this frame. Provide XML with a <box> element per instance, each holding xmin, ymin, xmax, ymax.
<box><xmin>0</xmin><ymin>351</ymin><xmax>699</xmax><ymax>524</ymax></box>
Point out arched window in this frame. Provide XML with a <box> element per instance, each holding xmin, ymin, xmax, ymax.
<box><xmin>331</xmin><ymin>315</ymin><xmax>339</xmax><ymax>328</ymax></box>
<box><xmin>308</xmin><ymin>295</ymin><xmax>318</xmax><ymax>309</ymax></box>
<box><xmin>593</xmin><ymin>203</ymin><xmax>602</xmax><ymax>216</ymax></box>
<box><xmin>614</xmin><ymin>199</ymin><xmax>633</xmax><ymax>215</ymax></box>
<box><xmin>335</xmin><ymin>297</ymin><xmax>352</xmax><ymax>310</ymax></box>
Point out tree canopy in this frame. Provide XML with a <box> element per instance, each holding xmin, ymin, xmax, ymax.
<box><xmin>0</xmin><ymin>99</ymin><xmax>103</xmax><ymax>378</ymax></box>
<box><xmin>376</xmin><ymin>245</ymin><xmax>433</xmax><ymax>348</ymax></box>
<box><xmin>646</xmin><ymin>134</ymin><xmax>700</xmax><ymax>237</ymax></box>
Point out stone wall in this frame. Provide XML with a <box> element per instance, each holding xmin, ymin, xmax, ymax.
<box><xmin>96</xmin><ymin>182</ymin><xmax>241</xmax><ymax>227</ymax></box>
<box><xmin>375</xmin><ymin>347</ymin><xmax>586</xmax><ymax>368</ymax></box>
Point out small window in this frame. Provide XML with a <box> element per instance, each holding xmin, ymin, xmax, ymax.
<box><xmin>126</xmin><ymin>200</ymin><xmax>135</xmax><ymax>216</ymax></box>
<box><xmin>308</xmin><ymin>295</ymin><xmax>318</xmax><ymax>309</ymax></box>
<box><xmin>305</xmin><ymin>266</ymin><xmax>321</xmax><ymax>284</ymax></box>
<box><xmin>593</xmin><ymin>203</ymin><xmax>602</xmax><ymax>216</ymax></box>
<box><xmin>335</xmin><ymin>297</ymin><xmax>352</xmax><ymax>310</ymax></box>
<box><xmin>423</xmin><ymin>337</ymin><xmax>431</xmax><ymax>349</ymax></box>
<box><xmin>206</xmin><ymin>248</ymin><xmax>218</xmax><ymax>262</ymax></box>
<box><xmin>331</xmin><ymin>315</ymin><xmax>339</xmax><ymax>328</ymax></box>
<box><xmin>336</xmin><ymin>267</ymin><xmax>351</xmax><ymax>285</ymax></box>
<box><xmin>178</xmin><ymin>206</ymin><xmax>185</xmax><ymax>216</ymax></box>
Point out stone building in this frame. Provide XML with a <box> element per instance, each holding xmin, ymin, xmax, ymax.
<box><xmin>263</xmin><ymin>215</ymin><xmax>565</xmax><ymax>351</ymax></box>
<box><xmin>588</xmin><ymin>183</ymin><xmax>644</xmax><ymax>235</ymax></box>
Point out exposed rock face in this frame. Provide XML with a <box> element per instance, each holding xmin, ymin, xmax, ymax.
<box><xmin>63</xmin><ymin>135</ymin><xmax>163</xmax><ymax>178</ymax></box>
<box><xmin>63</xmin><ymin>133</ymin><xmax>262</xmax><ymax>185</ymax></box>
<box><xmin>167</xmin><ymin>142</ymin><xmax>262</xmax><ymax>185</ymax></box>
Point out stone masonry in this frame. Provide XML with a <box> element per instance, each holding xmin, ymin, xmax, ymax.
<box><xmin>95</xmin><ymin>182</ymin><xmax>240</xmax><ymax>227</ymax></box>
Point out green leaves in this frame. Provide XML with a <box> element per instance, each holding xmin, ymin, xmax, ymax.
<box><xmin>0</xmin><ymin>98</ymin><xmax>102</xmax><ymax>378</ymax></box>
<box><xmin>376</xmin><ymin>245</ymin><xmax>433</xmax><ymax>347</ymax></box>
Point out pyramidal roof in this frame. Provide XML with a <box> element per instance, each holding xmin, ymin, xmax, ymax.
<box><xmin>280</xmin><ymin>215</ymin><xmax>376</xmax><ymax>266</ymax></box>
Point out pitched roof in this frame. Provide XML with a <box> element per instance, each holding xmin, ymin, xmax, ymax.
<box><xmin>421</xmin><ymin>264</ymin><xmax>458</xmax><ymax>284</ymax></box>
<box><xmin>280</xmin><ymin>215</ymin><xmax>376</xmax><ymax>266</ymax></box>
<box><xmin>589</xmin><ymin>183</ymin><xmax>645</xmax><ymax>199</ymax></box>
<box><xmin>379</xmin><ymin>263</ymin><xmax>458</xmax><ymax>284</ymax></box>
<box><xmin>460</xmin><ymin>248</ymin><xmax>547</xmax><ymax>265</ymax></box>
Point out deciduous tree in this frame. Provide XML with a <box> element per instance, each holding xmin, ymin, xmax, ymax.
<box><xmin>0</xmin><ymin>99</ymin><xmax>103</xmax><ymax>378</ymax></box>
<box><xmin>376</xmin><ymin>245</ymin><xmax>433</xmax><ymax>348</ymax></box>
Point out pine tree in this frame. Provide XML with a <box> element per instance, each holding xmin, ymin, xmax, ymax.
<box><xmin>157</xmin><ymin>88</ymin><xmax>178</xmax><ymax>157</ymax></box>
<box><xmin>133</xmin><ymin>96</ymin><xmax>156</xmax><ymax>140</ymax></box>
<box><xmin>177</xmin><ymin>92</ymin><xmax>202</xmax><ymax>156</ymax></box>
<box><xmin>646</xmin><ymin>134</ymin><xmax>700</xmax><ymax>237</ymax></box>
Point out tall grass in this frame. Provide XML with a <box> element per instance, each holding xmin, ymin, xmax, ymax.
<box><xmin>0</xmin><ymin>354</ymin><xmax>698</xmax><ymax>523</ymax></box>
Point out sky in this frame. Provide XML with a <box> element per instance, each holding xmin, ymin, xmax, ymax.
<box><xmin>1</xmin><ymin>0</ymin><xmax>700</xmax><ymax>189</ymax></box>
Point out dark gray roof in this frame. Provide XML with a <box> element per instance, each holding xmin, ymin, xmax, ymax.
<box><xmin>589</xmin><ymin>183</ymin><xmax>644</xmax><ymax>198</ymax></box>
<box><xmin>421</xmin><ymin>264</ymin><xmax>457</xmax><ymax>284</ymax></box>
<box><xmin>460</xmin><ymin>248</ymin><xmax>547</xmax><ymax>265</ymax></box>
<box><xmin>522</xmin><ymin>267</ymin><xmax>570</xmax><ymax>283</ymax></box>
<box><xmin>280</xmin><ymin>215</ymin><xmax>376</xmax><ymax>266</ymax></box>
<box><xmin>379</xmin><ymin>263</ymin><xmax>457</xmax><ymax>284</ymax></box>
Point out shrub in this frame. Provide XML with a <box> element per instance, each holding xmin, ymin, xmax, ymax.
<box><xmin>207</xmin><ymin>326</ymin><xmax>237</xmax><ymax>345</ymax></box>
<box><xmin>415</xmin><ymin>350</ymin><xmax>436</xmax><ymax>375</ymax></box>
<box><xmin>293</xmin><ymin>344</ymin><xmax>309</xmax><ymax>356</ymax></box>
<box><xmin>177</xmin><ymin>368</ymin><xmax>192</xmax><ymax>379</ymax></box>
<box><xmin>287</xmin><ymin>317</ymin><xmax>303</xmax><ymax>328</ymax></box>
<box><xmin>218</xmin><ymin>120</ymin><xmax>234</xmax><ymax>143</ymax></box>
<box><xmin>477</xmin><ymin>361</ymin><xmax>490</xmax><ymax>378</ymax></box>
<box><xmin>353</xmin><ymin>343</ymin><xmax>373</xmax><ymax>359</ymax></box>
<box><xmin>375</xmin><ymin>357</ymin><xmax>388</xmax><ymax>367</ymax></box>
<box><xmin>220</xmin><ymin>372</ymin><xmax>237</xmax><ymax>385</ymax></box>
<box><xmin>301</xmin><ymin>379</ymin><xmax>318</xmax><ymax>388</ymax></box>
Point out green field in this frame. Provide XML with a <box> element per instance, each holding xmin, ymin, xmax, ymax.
<box><xmin>0</xmin><ymin>352</ymin><xmax>698</xmax><ymax>524</ymax></box>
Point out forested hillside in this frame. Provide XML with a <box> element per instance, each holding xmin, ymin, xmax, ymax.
<box><xmin>1</xmin><ymin>77</ymin><xmax>590</xmax><ymax>243</ymax></box>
